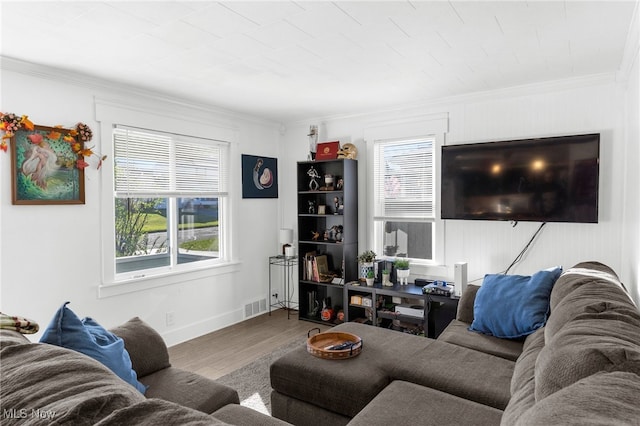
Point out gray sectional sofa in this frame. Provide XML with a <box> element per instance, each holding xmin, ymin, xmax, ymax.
<box><xmin>270</xmin><ymin>261</ymin><xmax>640</xmax><ymax>425</ymax></box>
<box><xmin>0</xmin><ymin>317</ymin><xmax>288</xmax><ymax>425</ymax></box>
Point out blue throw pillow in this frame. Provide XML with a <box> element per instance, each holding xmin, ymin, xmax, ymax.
<box><xmin>469</xmin><ymin>267</ymin><xmax>562</xmax><ymax>339</ymax></box>
<box><xmin>40</xmin><ymin>302</ymin><xmax>147</xmax><ymax>394</ymax></box>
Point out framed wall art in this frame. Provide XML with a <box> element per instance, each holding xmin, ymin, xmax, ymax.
<box><xmin>241</xmin><ymin>154</ymin><xmax>278</xmax><ymax>199</ymax></box>
<box><xmin>11</xmin><ymin>124</ymin><xmax>85</xmax><ymax>205</ymax></box>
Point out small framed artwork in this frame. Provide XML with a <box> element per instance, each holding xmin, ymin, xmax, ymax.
<box><xmin>317</xmin><ymin>205</ymin><xmax>326</xmax><ymax>215</ymax></box>
<box><xmin>242</xmin><ymin>154</ymin><xmax>278</xmax><ymax>198</ymax></box>
<box><xmin>11</xmin><ymin>124</ymin><xmax>85</xmax><ymax>205</ymax></box>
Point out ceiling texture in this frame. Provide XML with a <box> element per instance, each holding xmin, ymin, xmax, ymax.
<box><xmin>1</xmin><ymin>1</ymin><xmax>638</xmax><ymax>123</ymax></box>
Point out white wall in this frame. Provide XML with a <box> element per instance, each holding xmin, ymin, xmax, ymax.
<box><xmin>622</xmin><ymin>5</ymin><xmax>640</xmax><ymax>305</ymax></box>
<box><xmin>282</xmin><ymin>75</ymin><xmax>637</xmax><ymax>303</ymax></box>
<box><xmin>0</xmin><ymin>62</ymin><xmax>283</xmax><ymax>345</ymax></box>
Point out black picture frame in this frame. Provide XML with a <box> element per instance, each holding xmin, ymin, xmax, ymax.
<box><xmin>242</xmin><ymin>154</ymin><xmax>278</xmax><ymax>199</ymax></box>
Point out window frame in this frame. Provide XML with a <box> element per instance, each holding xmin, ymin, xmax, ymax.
<box><xmin>113</xmin><ymin>125</ymin><xmax>229</xmax><ymax>276</ymax></box>
<box><xmin>364</xmin><ymin>114</ymin><xmax>448</xmax><ymax>267</ymax></box>
<box><xmin>96</xmin><ymin>98</ymin><xmax>240</xmax><ymax>297</ymax></box>
<box><xmin>372</xmin><ymin>136</ymin><xmax>436</xmax><ymax>261</ymax></box>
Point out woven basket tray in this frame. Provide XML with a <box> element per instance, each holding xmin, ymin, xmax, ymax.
<box><xmin>306</xmin><ymin>328</ymin><xmax>363</xmax><ymax>360</ymax></box>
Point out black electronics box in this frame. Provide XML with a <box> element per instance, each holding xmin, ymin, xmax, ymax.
<box><xmin>415</xmin><ymin>278</ymin><xmax>432</xmax><ymax>286</ymax></box>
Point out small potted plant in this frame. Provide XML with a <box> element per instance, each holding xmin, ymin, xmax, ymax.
<box><xmin>395</xmin><ymin>258</ymin><xmax>410</xmax><ymax>285</ymax></box>
<box><xmin>382</xmin><ymin>268</ymin><xmax>392</xmax><ymax>286</ymax></box>
<box><xmin>357</xmin><ymin>250</ymin><xmax>376</xmax><ymax>282</ymax></box>
<box><xmin>365</xmin><ymin>270</ymin><xmax>375</xmax><ymax>286</ymax></box>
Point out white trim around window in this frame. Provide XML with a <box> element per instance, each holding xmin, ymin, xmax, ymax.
<box><xmin>95</xmin><ymin>97</ymin><xmax>240</xmax><ymax>297</ymax></box>
<box><xmin>364</xmin><ymin>113</ymin><xmax>448</xmax><ymax>266</ymax></box>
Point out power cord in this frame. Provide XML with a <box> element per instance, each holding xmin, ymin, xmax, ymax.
<box><xmin>503</xmin><ymin>222</ymin><xmax>547</xmax><ymax>274</ymax></box>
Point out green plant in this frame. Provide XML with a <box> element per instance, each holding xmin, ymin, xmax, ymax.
<box><xmin>115</xmin><ymin>198</ymin><xmax>167</xmax><ymax>257</ymax></box>
<box><xmin>357</xmin><ymin>250</ymin><xmax>376</xmax><ymax>263</ymax></box>
<box><xmin>366</xmin><ymin>270</ymin><xmax>375</xmax><ymax>278</ymax></box>
<box><xmin>382</xmin><ymin>269</ymin><xmax>390</xmax><ymax>274</ymax></box>
<box><xmin>395</xmin><ymin>259</ymin><xmax>410</xmax><ymax>270</ymax></box>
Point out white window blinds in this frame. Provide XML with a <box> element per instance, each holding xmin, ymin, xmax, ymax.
<box><xmin>373</xmin><ymin>138</ymin><xmax>434</xmax><ymax>220</ymax></box>
<box><xmin>113</xmin><ymin>126</ymin><xmax>228</xmax><ymax>198</ymax></box>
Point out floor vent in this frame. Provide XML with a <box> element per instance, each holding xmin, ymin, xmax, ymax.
<box><xmin>244</xmin><ymin>298</ymin><xmax>267</xmax><ymax>318</ymax></box>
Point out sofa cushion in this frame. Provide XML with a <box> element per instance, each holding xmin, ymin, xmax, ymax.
<box><xmin>390</xmin><ymin>338</ymin><xmax>515</xmax><ymax>410</ymax></box>
<box><xmin>40</xmin><ymin>302</ymin><xmax>146</xmax><ymax>393</ymax></box>
<box><xmin>0</xmin><ymin>339</ymin><xmax>145</xmax><ymax>425</ymax></box>
<box><xmin>95</xmin><ymin>398</ymin><xmax>229</xmax><ymax>425</ymax></box>
<box><xmin>213</xmin><ymin>403</ymin><xmax>292</xmax><ymax>426</ymax></box>
<box><xmin>535</xmin><ymin>315</ymin><xmax>640</xmax><ymax>401</ymax></box>
<box><xmin>510</xmin><ymin>327</ymin><xmax>546</xmax><ymax>395</ymax></box>
<box><xmin>110</xmin><ymin>317</ymin><xmax>171</xmax><ymax>377</ymax></box>
<box><xmin>141</xmin><ymin>367</ymin><xmax>239</xmax><ymax>414</ymax></box>
<box><xmin>438</xmin><ymin>319</ymin><xmax>523</xmax><ymax>361</ymax></box>
<box><xmin>549</xmin><ymin>261</ymin><xmax>623</xmax><ymax>310</ymax></box>
<box><xmin>349</xmin><ymin>380</ymin><xmax>503</xmax><ymax>426</ymax></box>
<box><xmin>545</xmin><ymin>264</ymin><xmax>639</xmax><ymax>342</ymax></box>
<box><xmin>501</xmin><ymin>327</ymin><xmax>546</xmax><ymax>425</ymax></box>
<box><xmin>516</xmin><ymin>372</ymin><xmax>640</xmax><ymax>426</ymax></box>
<box><xmin>271</xmin><ymin>390</ymin><xmax>351</xmax><ymax>426</ymax></box>
<box><xmin>456</xmin><ymin>284</ymin><xmax>480</xmax><ymax>323</ymax></box>
<box><xmin>470</xmin><ymin>267</ymin><xmax>562</xmax><ymax>339</ymax></box>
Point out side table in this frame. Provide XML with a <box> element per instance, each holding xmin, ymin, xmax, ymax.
<box><xmin>268</xmin><ymin>255</ymin><xmax>299</xmax><ymax>319</ymax></box>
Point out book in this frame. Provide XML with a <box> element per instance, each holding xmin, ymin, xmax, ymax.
<box><xmin>315</xmin><ymin>141</ymin><xmax>340</xmax><ymax>160</ymax></box>
<box><xmin>315</xmin><ymin>255</ymin><xmax>329</xmax><ymax>275</ymax></box>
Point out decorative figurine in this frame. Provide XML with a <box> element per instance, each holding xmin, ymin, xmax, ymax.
<box><xmin>307</xmin><ymin>166</ymin><xmax>320</xmax><ymax>191</ymax></box>
<box><xmin>308</xmin><ymin>125</ymin><xmax>318</xmax><ymax>160</ymax></box>
<box><xmin>324</xmin><ymin>174</ymin><xmax>334</xmax><ymax>190</ymax></box>
<box><xmin>308</xmin><ymin>200</ymin><xmax>316</xmax><ymax>214</ymax></box>
<box><xmin>336</xmin><ymin>178</ymin><xmax>344</xmax><ymax>190</ymax></box>
<box><xmin>311</xmin><ymin>231</ymin><xmax>320</xmax><ymax>241</ymax></box>
<box><xmin>334</xmin><ymin>196</ymin><xmax>339</xmax><ymax>212</ymax></box>
<box><xmin>333</xmin><ymin>225</ymin><xmax>343</xmax><ymax>242</ymax></box>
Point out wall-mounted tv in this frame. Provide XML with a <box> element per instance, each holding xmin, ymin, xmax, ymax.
<box><xmin>441</xmin><ymin>133</ymin><xmax>600</xmax><ymax>223</ymax></box>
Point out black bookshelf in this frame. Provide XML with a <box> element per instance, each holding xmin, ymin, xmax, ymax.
<box><xmin>297</xmin><ymin>159</ymin><xmax>358</xmax><ymax>324</ymax></box>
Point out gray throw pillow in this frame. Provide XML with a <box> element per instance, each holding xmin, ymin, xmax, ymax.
<box><xmin>110</xmin><ymin>317</ymin><xmax>171</xmax><ymax>377</ymax></box>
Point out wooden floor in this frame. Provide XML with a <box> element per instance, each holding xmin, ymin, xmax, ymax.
<box><xmin>168</xmin><ymin>308</ymin><xmax>330</xmax><ymax>380</ymax></box>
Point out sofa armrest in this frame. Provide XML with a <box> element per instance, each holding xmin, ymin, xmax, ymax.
<box><xmin>110</xmin><ymin>317</ymin><xmax>171</xmax><ymax>377</ymax></box>
<box><xmin>456</xmin><ymin>284</ymin><xmax>480</xmax><ymax>323</ymax></box>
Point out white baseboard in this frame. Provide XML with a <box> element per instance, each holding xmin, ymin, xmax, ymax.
<box><xmin>163</xmin><ymin>308</ymin><xmax>244</xmax><ymax>347</ymax></box>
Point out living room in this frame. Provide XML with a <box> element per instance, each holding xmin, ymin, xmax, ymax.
<box><xmin>1</xmin><ymin>0</ymin><xmax>639</xmax><ymax>356</ymax></box>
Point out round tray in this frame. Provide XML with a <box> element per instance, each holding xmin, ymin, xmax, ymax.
<box><xmin>306</xmin><ymin>328</ymin><xmax>363</xmax><ymax>360</ymax></box>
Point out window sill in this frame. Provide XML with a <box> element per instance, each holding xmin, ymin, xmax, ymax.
<box><xmin>98</xmin><ymin>260</ymin><xmax>241</xmax><ymax>298</ymax></box>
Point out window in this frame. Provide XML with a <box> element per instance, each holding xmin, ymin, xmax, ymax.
<box><xmin>113</xmin><ymin>126</ymin><xmax>229</xmax><ymax>277</ymax></box>
<box><xmin>373</xmin><ymin>137</ymin><xmax>435</xmax><ymax>261</ymax></box>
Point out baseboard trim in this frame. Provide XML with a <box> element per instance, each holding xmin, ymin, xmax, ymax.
<box><xmin>163</xmin><ymin>308</ymin><xmax>244</xmax><ymax>347</ymax></box>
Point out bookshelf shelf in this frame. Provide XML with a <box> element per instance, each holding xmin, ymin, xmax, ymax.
<box><xmin>297</xmin><ymin>159</ymin><xmax>358</xmax><ymax>324</ymax></box>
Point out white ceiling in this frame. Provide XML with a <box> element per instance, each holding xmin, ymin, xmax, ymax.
<box><xmin>1</xmin><ymin>1</ymin><xmax>637</xmax><ymax>123</ymax></box>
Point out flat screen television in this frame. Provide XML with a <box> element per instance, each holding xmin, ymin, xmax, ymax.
<box><xmin>441</xmin><ymin>133</ymin><xmax>600</xmax><ymax>223</ymax></box>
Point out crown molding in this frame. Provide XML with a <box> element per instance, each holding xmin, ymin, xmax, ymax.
<box><xmin>0</xmin><ymin>56</ymin><xmax>280</xmax><ymax>129</ymax></box>
<box><xmin>286</xmin><ymin>72</ymin><xmax>619</xmax><ymax>127</ymax></box>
